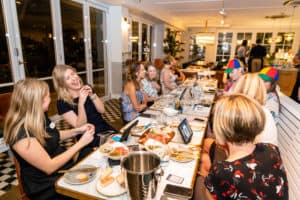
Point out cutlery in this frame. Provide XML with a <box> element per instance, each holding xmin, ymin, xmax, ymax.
<box><xmin>58</xmin><ymin>166</ymin><xmax>99</xmax><ymax>174</ymax></box>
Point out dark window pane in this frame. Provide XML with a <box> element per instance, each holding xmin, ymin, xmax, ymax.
<box><xmin>149</xmin><ymin>25</ymin><xmax>153</xmax><ymax>61</ymax></box>
<box><xmin>142</xmin><ymin>23</ymin><xmax>148</xmax><ymax>61</ymax></box>
<box><xmin>93</xmin><ymin>70</ymin><xmax>105</xmax><ymax>97</ymax></box>
<box><xmin>16</xmin><ymin>0</ymin><xmax>55</xmax><ymax>77</ymax></box>
<box><xmin>0</xmin><ymin>1</ymin><xmax>13</xmax><ymax>85</ymax></box>
<box><xmin>237</xmin><ymin>33</ymin><xmax>244</xmax><ymax>40</ymax></box>
<box><xmin>90</xmin><ymin>7</ymin><xmax>104</xmax><ymax>70</ymax></box>
<box><xmin>132</xmin><ymin>21</ymin><xmax>139</xmax><ymax>61</ymax></box>
<box><xmin>61</xmin><ymin>0</ymin><xmax>85</xmax><ymax>72</ymax></box>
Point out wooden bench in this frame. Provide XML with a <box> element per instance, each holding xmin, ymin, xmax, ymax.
<box><xmin>277</xmin><ymin>92</ymin><xmax>300</xmax><ymax>199</ymax></box>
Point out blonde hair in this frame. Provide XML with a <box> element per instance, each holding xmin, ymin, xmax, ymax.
<box><xmin>52</xmin><ymin>65</ymin><xmax>82</xmax><ymax>105</ymax></box>
<box><xmin>213</xmin><ymin>94</ymin><xmax>265</xmax><ymax>144</ymax></box>
<box><xmin>233</xmin><ymin>73</ymin><xmax>267</xmax><ymax>105</ymax></box>
<box><xmin>4</xmin><ymin>78</ymin><xmax>49</xmax><ymax>146</ymax></box>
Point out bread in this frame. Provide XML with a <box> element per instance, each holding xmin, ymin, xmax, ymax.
<box><xmin>116</xmin><ymin>172</ymin><xmax>125</xmax><ymax>188</ymax></box>
<box><xmin>100</xmin><ymin>167</ymin><xmax>113</xmax><ymax>179</ymax></box>
<box><xmin>100</xmin><ymin>176</ymin><xmax>115</xmax><ymax>187</ymax></box>
<box><xmin>100</xmin><ymin>167</ymin><xmax>114</xmax><ymax>187</ymax></box>
<box><xmin>75</xmin><ymin>173</ymin><xmax>89</xmax><ymax>182</ymax></box>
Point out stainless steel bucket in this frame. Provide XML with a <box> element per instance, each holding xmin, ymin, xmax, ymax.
<box><xmin>121</xmin><ymin>151</ymin><xmax>163</xmax><ymax>200</ymax></box>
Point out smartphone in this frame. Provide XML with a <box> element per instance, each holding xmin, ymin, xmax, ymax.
<box><xmin>163</xmin><ymin>184</ymin><xmax>193</xmax><ymax>199</ymax></box>
<box><xmin>166</xmin><ymin>174</ymin><xmax>184</xmax><ymax>184</ymax></box>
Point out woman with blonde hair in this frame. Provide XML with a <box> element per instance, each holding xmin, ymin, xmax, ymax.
<box><xmin>121</xmin><ymin>62</ymin><xmax>147</xmax><ymax>122</ymax></box>
<box><xmin>204</xmin><ymin>94</ymin><xmax>288</xmax><ymax>199</ymax></box>
<box><xmin>160</xmin><ymin>55</ymin><xmax>178</xmax><ymax>94</ymax></box>
<box><xmin>233</xmin><ymin>73</ymin><xmax>278</xmax><ymax>145</ymax></box>
<box><xmin>4</xmin><ymin>78</ymin><xmax>95</xmax><ymax>200</ymax></box>
<box><xmin>52</xmin><ymin>65</ymin><xmax>115</xmax><ymax>154</ymax></box>
<box><xmin>141</xmin><ymin>63</ymin><xmax>161</xmax><ymax>105</ymax></box>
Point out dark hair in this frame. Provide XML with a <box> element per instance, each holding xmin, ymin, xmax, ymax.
<box><xmin>256</xmin><ymin>38</ymin><xmax>262</xmax><ymax>44</ymax></box>
<box><xmin>125</xmin><ymin>62</ymin><xmax>143</xmax><ymax>89</ymax></box>
<box><xmin>242</xmin><ymin>40</ymin><xmax>248</xmax><ymax>46</ymax></box>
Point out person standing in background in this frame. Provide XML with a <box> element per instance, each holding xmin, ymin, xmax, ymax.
<box><xmin>249</xmin><ymin>39</ymin><xmax>267</xmax><ymax>72</ymax></box>
<box><xmin>291</xmin><ymin>48</ymin><xmax>300</xmax><ymax>103</ymax></box>
<box><xmin>237</xmin><ymin>40</ymin><xmax>248</xmax><ymax>66</ymax></box>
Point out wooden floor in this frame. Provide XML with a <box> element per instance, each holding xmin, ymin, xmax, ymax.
<box><xmin>0</xmin><ymin>186</ymin><xmax>21</xmax><ymax>200</ymax></box>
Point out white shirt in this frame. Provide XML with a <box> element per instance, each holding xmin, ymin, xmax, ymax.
<box><xmin>254</xmin><ymin>106</ymin><xmax>278</xmax><ymax>146</ymax></box>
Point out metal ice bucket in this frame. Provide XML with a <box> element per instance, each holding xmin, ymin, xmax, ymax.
<box><xmin>121</xmin><ymin>151</ymin><xmax>163</xmax><ymax>200</ymax></box>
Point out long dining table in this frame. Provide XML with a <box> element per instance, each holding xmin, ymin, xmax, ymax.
<box><xmin>55</xmin><ymin>78</ymin><xmax>217</xmax><ymax>200</ymax></box>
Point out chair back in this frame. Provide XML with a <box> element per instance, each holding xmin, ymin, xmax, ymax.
<box><xmin>0</xmin><ymin>92</ymin><xmax>11</xmax><ymax>121</ymax></box>
<box><xmin>13</xmin><ymin>157</ymin><xmax>30</xmax><ymax>200</ymax></box>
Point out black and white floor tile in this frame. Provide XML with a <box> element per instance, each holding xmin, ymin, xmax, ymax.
<box><xmin>0</xmin><ymin>98</ymin><xmax>122</xmax><ymax>196</ymax></box>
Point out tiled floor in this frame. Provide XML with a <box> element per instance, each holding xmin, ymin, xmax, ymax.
<box><xmin>0</xmin><ymin>98</ymin><xmax>122</xmax><ymax>196</ymax></box>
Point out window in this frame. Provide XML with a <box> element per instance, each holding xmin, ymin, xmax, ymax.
<box><xmin>256</xmin><ymin>32</ymin><xmax>272</xmax><ymax>53</ymax></box>
<box><xmin>142</xmin><ymin>23</ymin><xmax>149</xmax><ymax>61</ymax></box>
<box><xmin>16</xmin><ymin>0</ymin><xmax>55</xmax><ymax>78</ymax></box>
<box><xmin>90</xmin><ymin>7</ymin><xmax>106</xmax><ymax>96</ymax></box>
<box><xmin>131</xmin><ymin>21</ymin><xmax>139</xmax><ymax>61</ymax></box>
<box><xmin>275</xmin><ymin>32</ymin><xmax>294</xmax><ymax>53</ymax></box>
<box><xmin>0</xmin><ymin>1</ymin><xmax>13</xmax><ymax>92</ymax></box>
<box><xmin>216</xmin><ymin>32</ymin><xmax>233</xmax><ymax>65</ymax></box>
<box><xmin>61</xmin><ymin>0</ymin><xmax>85</xmax><ymax>73</ymax></box>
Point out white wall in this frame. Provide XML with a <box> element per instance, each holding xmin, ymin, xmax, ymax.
<box><xmin>107</xmin><ymin>6</ymin><xmax>123</xmax><ymax>97</ymax></box>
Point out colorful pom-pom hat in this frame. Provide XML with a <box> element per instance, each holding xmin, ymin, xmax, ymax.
<box><xmin>259</xmin><ymin>67</ymin><xmax>279</xmax><ymax>82</ymax></box>
<box><xmin>225</xmin><ymin>59</ymin><xmax>243</xmax><ymax>73</ymax></box>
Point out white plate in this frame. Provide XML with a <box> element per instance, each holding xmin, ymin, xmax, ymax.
<box><xmin>144</xmin><ymin>139</ymin><xmax>168</xmax><ymax>158</ymax></box>
<box><xmin>63</xmin><ymin>165</ymin><xmax>97</xmax><ymax>185</ymax></box>
<box><xmin>96</xmin><ymin>167</ymin><xmax>127</xmax><ymax>197</ymax></box>
<box><xmin>99</xmin><ymin>141</ymin><xmax>129</xmax><ymax>160</ymax></box>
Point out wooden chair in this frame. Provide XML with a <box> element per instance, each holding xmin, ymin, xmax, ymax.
<box><xmin>13</xmin><ymin>157</ymin><xmax>30</xmax><ymax>200</ymax></box>
<box><xmin>0</xmin><ymin>92</ymin><xmax>11</xmax><ymax>122</ymax></box>
<box><xmin>214</xmin><ymin>70</ymin><xmax>225</xmax><ymax>89</ymax></box>
<box><xmin>0</xmin><ymin>93</ymin><xmax>12</xmax><ymax>154</ymax></box>
<box><xmin>277</xmin><ymin>69</ymin><xmax>298</xmax><ymax>96</ymax></box>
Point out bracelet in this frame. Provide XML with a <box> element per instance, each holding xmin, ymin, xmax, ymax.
<box><xmin>90</xmin><ymin>93</ymin><xmax>97</xmax><ymax>101</ymax></box>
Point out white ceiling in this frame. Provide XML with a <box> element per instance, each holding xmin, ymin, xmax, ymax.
<box><xmin>99</xmin><ymin>0</ymin><xmax>300</xmax><ymax>29</ymax></box>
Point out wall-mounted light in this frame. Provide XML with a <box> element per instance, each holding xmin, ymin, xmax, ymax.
<box><xmin>122</xmin><ymin>17</ymin><xmax>130</xmax><ymax>30</ymax></box>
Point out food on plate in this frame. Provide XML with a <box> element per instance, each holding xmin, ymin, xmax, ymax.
<box><xmin>116</xmin><ymin>172</ymin><xmax>125</xmax><ymax>188</ymax></box>
<box><xmin>99</xmin><ymin>141</ymin><xmax>129</xmax><ymax>159</ymax></box>
<box><xmin>75</xmin><ymin>173</ymin><xmax>89</xmax><ymax>183</ymax></box>
<box><xmin>101</xmin><ymin>145</ymin><xmax>113</xmax><ymax>154</ymax></box>
<box><xmin>139</xmin><ymin>127</ymin><xmax>175</xmax><ymax>144</ymax></box>
<box><xmin>101</xmin><ymin>167</ymin><xmax>113</xmax><ymax>179</ymax></box>
<box><xmin>109</xmin><ymin>146</ymin><xmax>129</xmax><ymax>157</ymax></box>
<box><xmin>100</xmin><ymin>176</ymin><xmax>115</xmax><ymax>187</ymax></box>
<box><xmin>100</xmin><ymin>167</ymin><xmax>114</xmax><ymax>187</ymax></box>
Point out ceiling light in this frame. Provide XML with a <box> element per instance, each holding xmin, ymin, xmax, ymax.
<box><xmin>219</xmin><ymin>8</ymin><xmax>226</xmax><ymax>15</ymax></box>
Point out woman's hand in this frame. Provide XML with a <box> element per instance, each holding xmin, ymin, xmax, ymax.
<box><xmin>77</xmin><ymin>124</ymin><xmax>95</xmax><ymax>147</ymax></box>
<box><xmin>77</xmin><ymin>123</ymin><xmax>95</xmax><ymax>135</ymax></box>
<box><xmin>78</xmin><ymin>85</ymin><xmax>91</xmax><ymax>105</ymax></box>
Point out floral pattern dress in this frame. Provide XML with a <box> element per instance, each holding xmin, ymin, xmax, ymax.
<box><xmin>205</xmin><ymin>143</ymin><xmax>288</xmax><ymax>200</ymax></box>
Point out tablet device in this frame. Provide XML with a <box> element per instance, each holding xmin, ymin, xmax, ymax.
<box><xmin>120</xmin><ymin>120</ymin><xmax>139</xmax><ymax>142</ymax></box>
<box><xmin>178</xmin><ymin>118</ymin><xmax>193</xmax><ymax>144</ymax></box>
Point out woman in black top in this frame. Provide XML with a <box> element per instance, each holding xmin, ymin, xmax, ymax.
<box><xmin>4</xmin><ymin>78</ymin><xmax>95</xmax><ymax>200</ymax></box>
<box><xmin>52</xmin><ymin>65</ymin><xmax>115</xmax><ymax>154</ymax></box>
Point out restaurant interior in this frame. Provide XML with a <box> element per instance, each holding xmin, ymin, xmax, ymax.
<box><xmin>0</xmin><ymin>0</ymin><xmax>300</xmax><ymax>199</ymax></box>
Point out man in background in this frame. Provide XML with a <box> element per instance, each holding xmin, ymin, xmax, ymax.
<box><xmin>291</xmin><ymin>48</ymin><xmax>300</xmax><ymax>103</ymax></box>
<box><xmin>249</xmin><ymin>39</ymin><xmax>267</xmax><ymax>72</ymax></box>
